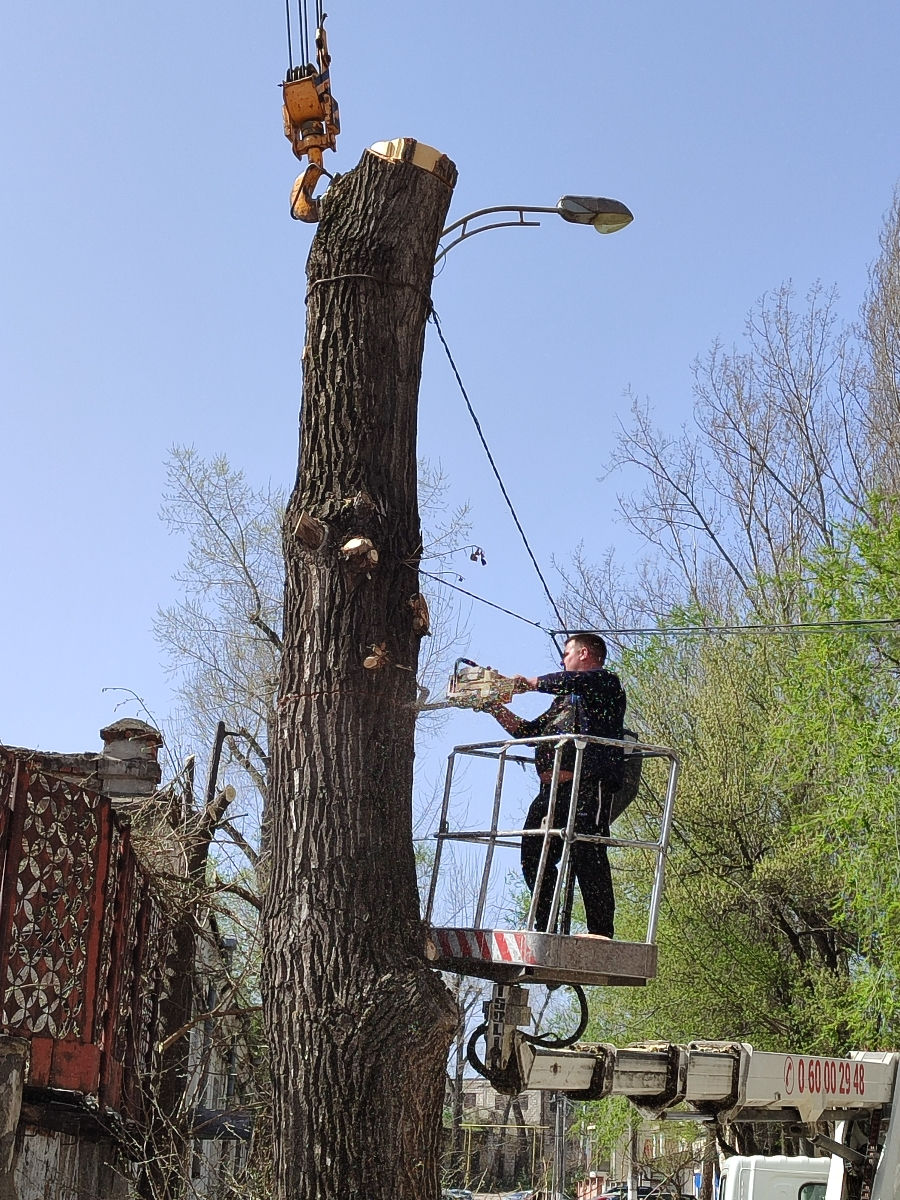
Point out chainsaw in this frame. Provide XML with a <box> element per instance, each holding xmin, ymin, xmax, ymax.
<box><xmin>418</xmin><ymin>658</ymin><xmax>520</xmax><ymax>712</ymax></box>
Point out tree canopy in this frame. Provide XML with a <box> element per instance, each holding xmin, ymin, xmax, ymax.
<box><xmin>565</xmin><ymin>193</ymin><xmax>900</xmax><ymax>1071</ymax></box>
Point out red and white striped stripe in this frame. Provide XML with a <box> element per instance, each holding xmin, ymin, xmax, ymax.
<box><xmin>432</xmin><ymin>928</ymin><xmax>538</xmax><ymax>966</ymax></box>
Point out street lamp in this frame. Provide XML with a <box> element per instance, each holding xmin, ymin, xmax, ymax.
<box><xmin>435</xmin><ymin>194</ymin><xmax>633</xmax><ymax>263</ymax></box>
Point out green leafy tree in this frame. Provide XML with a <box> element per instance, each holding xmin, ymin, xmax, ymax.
<box><xmin>766</xmin><ymin>511</ymin><xmax>900</xmax><ymax>1048</ymax></box>
<box><xmin>561</xmin><ymin>196</ymin><xmax>900</xmax><ymax>1066</ymax></box>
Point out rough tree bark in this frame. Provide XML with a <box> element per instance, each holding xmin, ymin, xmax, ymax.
<box><xmin>262</xmin><ymin>144</ymin><xmax>459</xmax><ymax>1199</ymax></box>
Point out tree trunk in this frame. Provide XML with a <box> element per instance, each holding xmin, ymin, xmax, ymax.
<box><xmin>263</xmin><ymin>144</ymin><xmax>459</xmax><ymax>1199</ymax></box>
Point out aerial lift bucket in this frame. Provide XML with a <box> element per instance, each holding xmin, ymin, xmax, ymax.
<box><xmin>423</xmin><ymin>729</ymin><xmax>680</xmax><ymax>989</ymax></box>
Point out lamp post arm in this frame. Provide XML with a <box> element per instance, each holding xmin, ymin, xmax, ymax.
<box><xmin>435</xmin><ymin>205</ymin><xmax>559</xmax><ymax>264</ymax></box>
<box><xmin>434</xmin><ymin>196</ymin><xmax>633</xmax><ymax>263</ymax></box>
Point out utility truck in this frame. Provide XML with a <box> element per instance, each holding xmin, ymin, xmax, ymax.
<box><xmin>422</xmin><ymin>680</ymin><xmax>900</xmax><ymax>1200</ymax></box>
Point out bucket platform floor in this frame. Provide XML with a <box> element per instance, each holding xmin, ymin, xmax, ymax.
<box><xmin>425</xmin><ymin>927</ymin><xmax>657</xmax><ymax>987</ymax></box>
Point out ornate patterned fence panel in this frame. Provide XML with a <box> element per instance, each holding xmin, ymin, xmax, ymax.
<box><xmin>0</xmin><ymin>749</ymin><xmax>170</xmax><ymax>1119</ymax></box>
<box><xmin>120</xmin><ymin>876</ymin><xmax>158</xmax><ymax>1123</ymax></box>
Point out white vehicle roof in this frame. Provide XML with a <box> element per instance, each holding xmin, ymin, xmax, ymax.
<box><xmin>722</xmin><ymin>1157</ymin><xmax>830</xmax><ymax>1174</ymax></box>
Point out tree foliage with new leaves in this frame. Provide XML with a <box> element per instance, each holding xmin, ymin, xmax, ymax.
<box><xmin>564</xmin><ymin>194</ymin><xmax>900</xmax><ymax>1077</ymax></box>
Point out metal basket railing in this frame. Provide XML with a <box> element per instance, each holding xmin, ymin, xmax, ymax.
<box><xmin>423</xmin><ymin>733</ymin><xmax>679</xmax><ymax>943</ymax></box>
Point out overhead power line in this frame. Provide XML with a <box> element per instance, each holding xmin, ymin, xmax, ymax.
<box><xmin>428</xmin><ymin>306</ymin><xmax>564</xmax><ymax>648</ymax></box>
<box><xmin>419</xmin><ymin>569</ymin><xmax>550</xmax><ymax>633</ymax></box>
<box><xmin>552</xmin><ymin>617</ymin><xmax>900</xmax><ymax>638</ymax></box>
<box><xmin>424</xmin><ymin>311</ymin><xmax>899</xmax><ymax>650</ymax></box>
<box><xmin>417</xmin><ymin>565</ymin><xmax>900</xmax><ymax>643</ymax></box>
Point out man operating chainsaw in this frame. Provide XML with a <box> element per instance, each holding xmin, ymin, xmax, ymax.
<box><xmin>480</xmin><ymin>632</ymin><xmax>626</xmax><ymax>938</ymax></box>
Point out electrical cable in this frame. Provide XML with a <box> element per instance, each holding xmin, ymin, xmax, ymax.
<box><xmin>424</xmin><ymin>312</ymin><xmax>898</xmax><ymax>650</ymax></box>
<box><xmin>418</xmin><ymin>569</ymin><xmax>550</xmax><ymax>633</ymax></box>
<box><xmin>520</xmin><ymin>983</ymin><xmax>589</xmax><ymax>1049</ymax></box>
<box><xmin>466</xmin><ymin>1022</ymin><xmax>492</xmax><ymax>1079</ymax></box>
<box><xmin>429</xmin><ymin>306</ymin><xmax>565</xmax><ymax>652</ymax></box>
<box><xmin>418</xmin><ymin>575</ymin><xmax>900</xmax><ymax>646</ymax></box>
<box><xmin>554</xmin><ymin>616</ymin><xmax>900</xmax><ymax>639</ymax></box>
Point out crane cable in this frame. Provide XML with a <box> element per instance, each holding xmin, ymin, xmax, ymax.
<box><xmin>284</xmin><ymin>0</ymin><xmax>294</xmax><ymax>71</ymax></box>
<box><xmin>299</xmin><ymin>0</ymin><xmax>308</xmax><ymax>66</ymax></box>
<box><xmin>285</xmin><ymin>0</ymin><xmax>325</xmax><ymax>73</ymax></box>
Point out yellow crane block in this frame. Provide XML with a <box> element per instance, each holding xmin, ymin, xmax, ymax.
<box><xmin>282</xmin><ymin>20</ymin><xmax>340</xmax><ymax>222</ymax></box>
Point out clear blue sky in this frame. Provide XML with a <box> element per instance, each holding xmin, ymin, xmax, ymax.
<box><xmin>3</xmin><ymin>0</ymin><xmax>899</xmax><ymax>755</ymax></box>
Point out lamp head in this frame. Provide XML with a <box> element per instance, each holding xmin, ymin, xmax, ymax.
<box><xmin>557</xmin><ymin>195</ymin><xmax>634</xmax><ymax>234</ymax></box>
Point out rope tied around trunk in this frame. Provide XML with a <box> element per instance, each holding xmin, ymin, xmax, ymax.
<box><xmin>306</xmin><ymin>273</ymin><xmax>433</xmax><ymax>307</ymax></box>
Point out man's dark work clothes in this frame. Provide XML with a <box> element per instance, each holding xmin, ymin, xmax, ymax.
<box><xmin>512</xmin><ymin>668</ymin><xmax>626</xmax><ymax>936</ymax></box>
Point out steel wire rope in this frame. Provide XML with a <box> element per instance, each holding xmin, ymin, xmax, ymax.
<box><xmin>294</xmin><ymin>0</ymin><xmax>304</xmax><ymax>66</ymax></box>
<box><xmin>429</xmin><ymin>306</ymin><xmax>565</xmax><ymax>652</ymax></box>
<box><xmin>284</xmin><ymin>0</ymin><xmax>294</xmax><ymax>70</ymax></box>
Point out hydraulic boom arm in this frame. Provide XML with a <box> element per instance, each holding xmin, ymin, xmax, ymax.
<box><xmin>470</xmin><ymin>990</ymin><xmax>900</xmax><ymax>1200</ymax></box>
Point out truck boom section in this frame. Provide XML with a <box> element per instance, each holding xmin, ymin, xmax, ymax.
<box><xmin>517</xmin><ymin>1040</ymin><xmax>897</xmax><ymax>1125</ymax></box>
<box><xmin>497</xmin><ymin>1025</ymin><xmax>900</xmax><ymax>1199</ymax></box>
